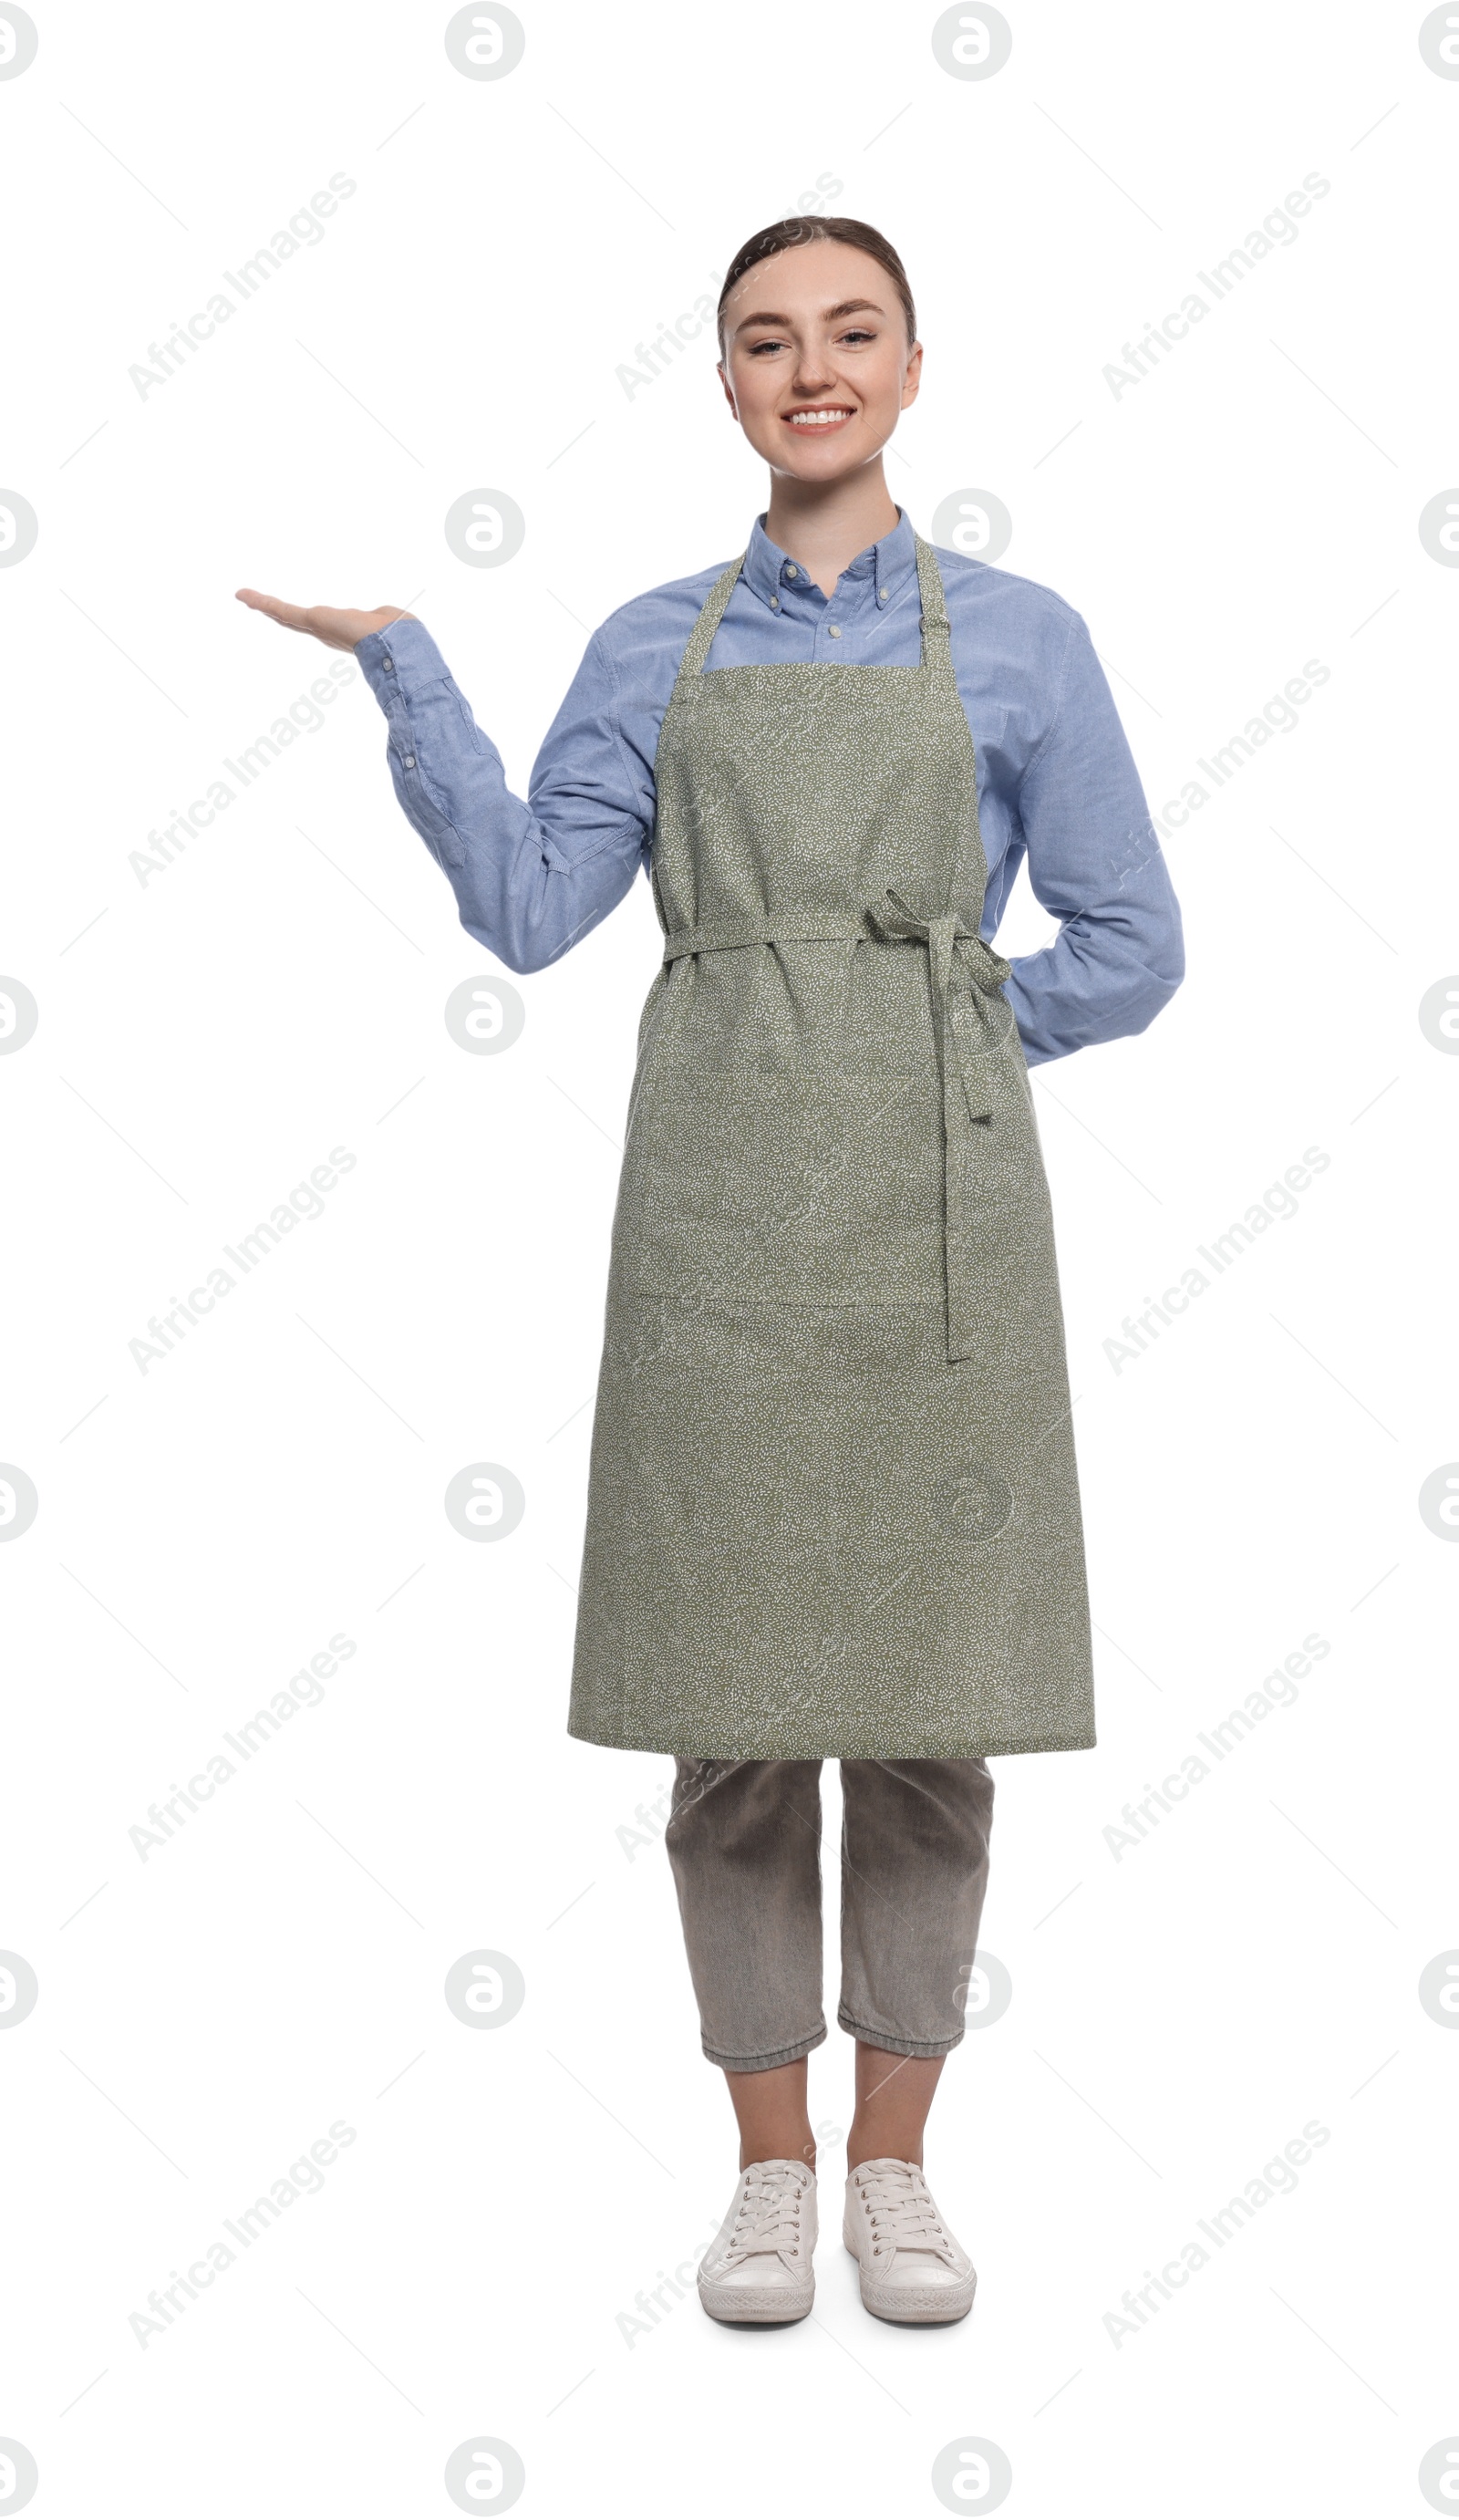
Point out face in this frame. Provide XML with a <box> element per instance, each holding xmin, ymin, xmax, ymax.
<box><xmin>718</xmin><ymin>238</ymin><xmax>922</xmax><ymax>482</ymax></box>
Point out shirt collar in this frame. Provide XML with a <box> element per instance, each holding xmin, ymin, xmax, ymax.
<box><xmin>741</xmin><ymin>506</ymin><xmax>918</xmax><ymax>613</ymax></box>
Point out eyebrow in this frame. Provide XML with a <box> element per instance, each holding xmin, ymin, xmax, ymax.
<box><xmin>732</xmin><ymin>297</ymin><xmax>887</xmax><ymax>329</ymax></box>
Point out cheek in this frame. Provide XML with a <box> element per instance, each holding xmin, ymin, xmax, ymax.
<box><xmin>853</xmin><ymin>363</ymin><xmax>907</xmax><ymax>422</ymax></box>
<box><xmin>730</xmin><ymin>366</ymin><xmax>788</xmax><ymax>429</ymax></box>
<box><xmin>737</xmin><ymin>358</ymin><xmax>781</xmax><ymax>401</ymax></box>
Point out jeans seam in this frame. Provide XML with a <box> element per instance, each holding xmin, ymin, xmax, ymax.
<box><xmin>836</xmin><ymin>2008</ymin><xmax>965</xmax><ymax>2058</ymax></box>
<box><xmin>701</xmin><ymin>2023</ymin><xmax>828</xmax><ymax>2071</ymax></box>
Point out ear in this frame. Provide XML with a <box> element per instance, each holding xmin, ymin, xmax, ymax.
<box><xmin>717</xmin><ymin>360</ymin><xmax>739</xmax><ymax>420</ymax></box>
<box><xmin>901</xmin><ymin>340</ymin><xmax>925</xmax><ymax>411</ymax></box>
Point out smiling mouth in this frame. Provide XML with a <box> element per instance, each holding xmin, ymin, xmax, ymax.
<box><xmin>783</xmin><ymin>406</ymin><xmax>855</xmax><ymax>430</ymax></box>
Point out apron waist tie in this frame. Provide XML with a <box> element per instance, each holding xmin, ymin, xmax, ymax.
<box><xmin>660</xmin><ymin>891</ymin><xmax>1015</xmax><ymax>1363</ymax></box>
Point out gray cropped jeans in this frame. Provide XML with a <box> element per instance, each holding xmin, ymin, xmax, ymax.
<box><xmin>664</xmin><ymin>1758</ymin><xmax>995</xmax><ymax>2071</ymax></box>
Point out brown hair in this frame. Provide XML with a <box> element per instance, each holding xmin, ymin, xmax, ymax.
<box><xmin>716</xmin><ymin>217</ymin><xmax>916</xmax><ymax>357</ymax></box>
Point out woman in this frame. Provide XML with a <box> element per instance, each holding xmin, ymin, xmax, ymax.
<box><xmin>239</xmin><ymin>216</ymin><xmax>1184</xmax><ymax>2331</ymax></box>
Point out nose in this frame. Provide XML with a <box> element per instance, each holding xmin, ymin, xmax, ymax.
<box><xmin>789</xmin><ymin>347</ymin><xmax>838</xmax><ymax>398</ymax></box>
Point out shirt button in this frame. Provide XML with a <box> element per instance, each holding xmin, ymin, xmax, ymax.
<box><xmin>770</xmin><ymin>595</ymin><xmax>780</xmax><ymax>609</ymax></box>
<box><xmin>877</xmin><ymin>588</ymin><xmax>888</xmax><ymax>603</ymax></box>
<box><xmin>785</xmin><ymin>564</ymin><xmax>798</xmax><ymax>578</ymax></box>
<box><xmin>827</xmin><ymin>625</ymin><xmax>842</xmax><ymax>639</ymax></box>
<box><xmin>403</xmin><ymin>753</ymin><xmax>416</xmax><ymax>767</ymax></box>
<box><xmin>382</xmin><ymin>657</ymin><xmax>395</xmax><ymax>670</ymax></box>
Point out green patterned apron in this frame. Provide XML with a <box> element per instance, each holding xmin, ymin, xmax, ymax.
<box><xmin>567</xmin><ymin>534</ymin><xmax>1094</xmax><ymax>1758</ymax></box>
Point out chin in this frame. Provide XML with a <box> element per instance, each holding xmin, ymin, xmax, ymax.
<box><xmin>770</xmin><ymin>441</ymin><xmax>867</xmax><ymax>479</ymax></box>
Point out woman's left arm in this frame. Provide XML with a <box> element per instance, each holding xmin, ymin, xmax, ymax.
<box><xmin>1001</xmin><ymin>615</ymin><xmax>1185</xmax><ymax>1065</ymax></box>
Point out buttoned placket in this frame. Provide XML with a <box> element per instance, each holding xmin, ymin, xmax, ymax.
<box><xmin>756</xmin><ymin>519</ymin><xmax>912</xmax><ymax>655</ymax></box>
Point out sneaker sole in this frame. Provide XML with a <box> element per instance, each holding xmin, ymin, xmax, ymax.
<box><xmin>698</xmin><ymin>2278</ymin><xmax>814</xmax><ymax>2327</ymax></box>
<box><xmin>843</xmin><ymin>2239</ymin><xmax>976</xmax><ymax>2326</ymax></box>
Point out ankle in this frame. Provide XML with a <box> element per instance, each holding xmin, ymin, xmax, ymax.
<box><xmin>740</xmin><ymin>2132</ymin><xmax>816</xmax><ymax>2174</ymax></box>
<box><xmin>846</xmin><ymin>2126</ymin><xmax>923</xmax><ymax>2173</ymax></box>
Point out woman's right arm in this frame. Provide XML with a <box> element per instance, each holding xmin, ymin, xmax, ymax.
<box><xmin>234</xmin><ymin>590</ymin><xmax>653</xmax><ymax>972</ymax></box>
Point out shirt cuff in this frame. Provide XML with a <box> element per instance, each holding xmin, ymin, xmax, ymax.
<box><xmin>355</xmin><ymin>616</ymin><xmax>454</xmax><ymax>710</ymax></box>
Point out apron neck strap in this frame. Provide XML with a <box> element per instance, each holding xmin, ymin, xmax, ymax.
<box><xmin>670</xmin><ymin>551</ymin><xmax>749</xmax><ymax>698</ymax></box>
<box><xmin>668</xmin><ymin>532</ymin><xmax>956</xmax><ymax>696</ymax></box>
<box><xmin>913</xmin><ymin>534</ymin><xmax>956</xmax><ymax>679</ymax></box>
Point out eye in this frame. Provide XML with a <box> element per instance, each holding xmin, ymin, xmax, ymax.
<box><xmin>746</xmin><ymin>337</ymin><xmax>789</xmax><ymax>356</ymax></box>
<box><xmin>837</xmin><ymin>327</ymin><xmax>875</xmax><ymax>345</ymax></box>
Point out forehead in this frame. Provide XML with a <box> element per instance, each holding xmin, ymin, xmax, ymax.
<box><xmin>722</xmin><ymin>238</ymin><xmax>891</xmax><ymax>322</ymax></box>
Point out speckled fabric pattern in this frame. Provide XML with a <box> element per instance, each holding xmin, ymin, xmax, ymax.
<box><xmin>568</xmin><ymin>537</ymin><xmax>1094</xmax><ymax>1758</ymax></box>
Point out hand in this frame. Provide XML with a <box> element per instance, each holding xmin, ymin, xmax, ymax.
<box><xmin>233</xmin><ymin>588</ymin><xmax>416</xmax><ymax>652</ymax></box>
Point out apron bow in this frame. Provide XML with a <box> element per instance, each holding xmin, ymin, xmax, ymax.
<box><xmin>866</xmin><ymin>888</ymin><xmax>1015</xmax><ymax>1361</ymax></box>
<box><xmin>866</xmin><ymin>887</ymin><xmax>1013</xmax><ymax>1125</ymax></box>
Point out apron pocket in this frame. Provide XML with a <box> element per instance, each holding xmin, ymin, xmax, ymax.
<box><xmin>618</xmin><ymin>1068</ymin><xmax>947</xmax><ymax>1305</ymax></box>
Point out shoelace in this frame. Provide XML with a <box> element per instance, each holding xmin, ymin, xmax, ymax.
<box><xmin>852</xmin><ymin>2162</ymin><xmax>956</xmax><ymax>2262</ymax></box>
<box><xmin>723</xmin><ymin>2163</ymin><xmax>807</xmax><ymax>2268</ymax></box>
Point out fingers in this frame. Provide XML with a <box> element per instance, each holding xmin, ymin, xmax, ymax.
<box><xmin>234</xmin><ymin>587</ymin><xmax>312</xmax><ymax>632</ymax></box>
<box><xmin>233</xmin><ymin>590</ymin><xmax>410</xmax><ymax>653</ymax></box>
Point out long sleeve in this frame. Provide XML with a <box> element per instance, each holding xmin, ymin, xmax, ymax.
<box><xmin>995</xmin><ymin>613</ymin><xmax>1185</xmax><ymax>1066</ymax></box>
<box><xmin>355</xmin><ymin>616</ymin><xmax>652</xmax><ymax>972</ymax></box>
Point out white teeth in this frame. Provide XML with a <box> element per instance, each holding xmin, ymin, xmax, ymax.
<box><xmin>787</xmin><ymin>410</ymin><xmax>852</xmax><ymax>426</ymax></box>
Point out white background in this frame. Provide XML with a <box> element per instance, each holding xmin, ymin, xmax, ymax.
<box><xmin>2</xmin><ymin>2</ymin><xmax>1456</xmax><ymax>2514</ymax></box>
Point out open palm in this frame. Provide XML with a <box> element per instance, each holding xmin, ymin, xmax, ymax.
<box><xmin>234</xmin><ymin>588</ymin><xmax>414</xmax><ymax>651</ymax></box>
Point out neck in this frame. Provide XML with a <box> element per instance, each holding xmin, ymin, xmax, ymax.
<box><xmin>762</xmin><ymin>461</ymin><xmax>900</xmax><ymax>599</ymax></box>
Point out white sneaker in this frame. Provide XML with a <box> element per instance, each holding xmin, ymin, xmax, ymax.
<box><xmin>698</xmin><ymin>2159</ymin><xmax>817</xmax><ymax>2325</ymax></box>
<box><xmin>843</xmin><ymin>2158</ymin><xmax>976</xmax><ymax>2325</ymax></box>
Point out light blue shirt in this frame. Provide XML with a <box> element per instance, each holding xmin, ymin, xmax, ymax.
<box><xmin>356</xmin><ymin>508</ymin><xmax>1183</xmax><ymax>1065</ymax></box>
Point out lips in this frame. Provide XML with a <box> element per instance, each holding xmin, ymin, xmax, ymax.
<box><xmin>783</xmin><ymin>406</ymin><xmax>855</xmax><ymax>430</ymax></box>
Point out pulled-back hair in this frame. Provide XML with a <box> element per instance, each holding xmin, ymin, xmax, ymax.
<box><xmin>716</xmin><ymin>217</ymin><xmax>916</xmax><ymax>356</ymax></box>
